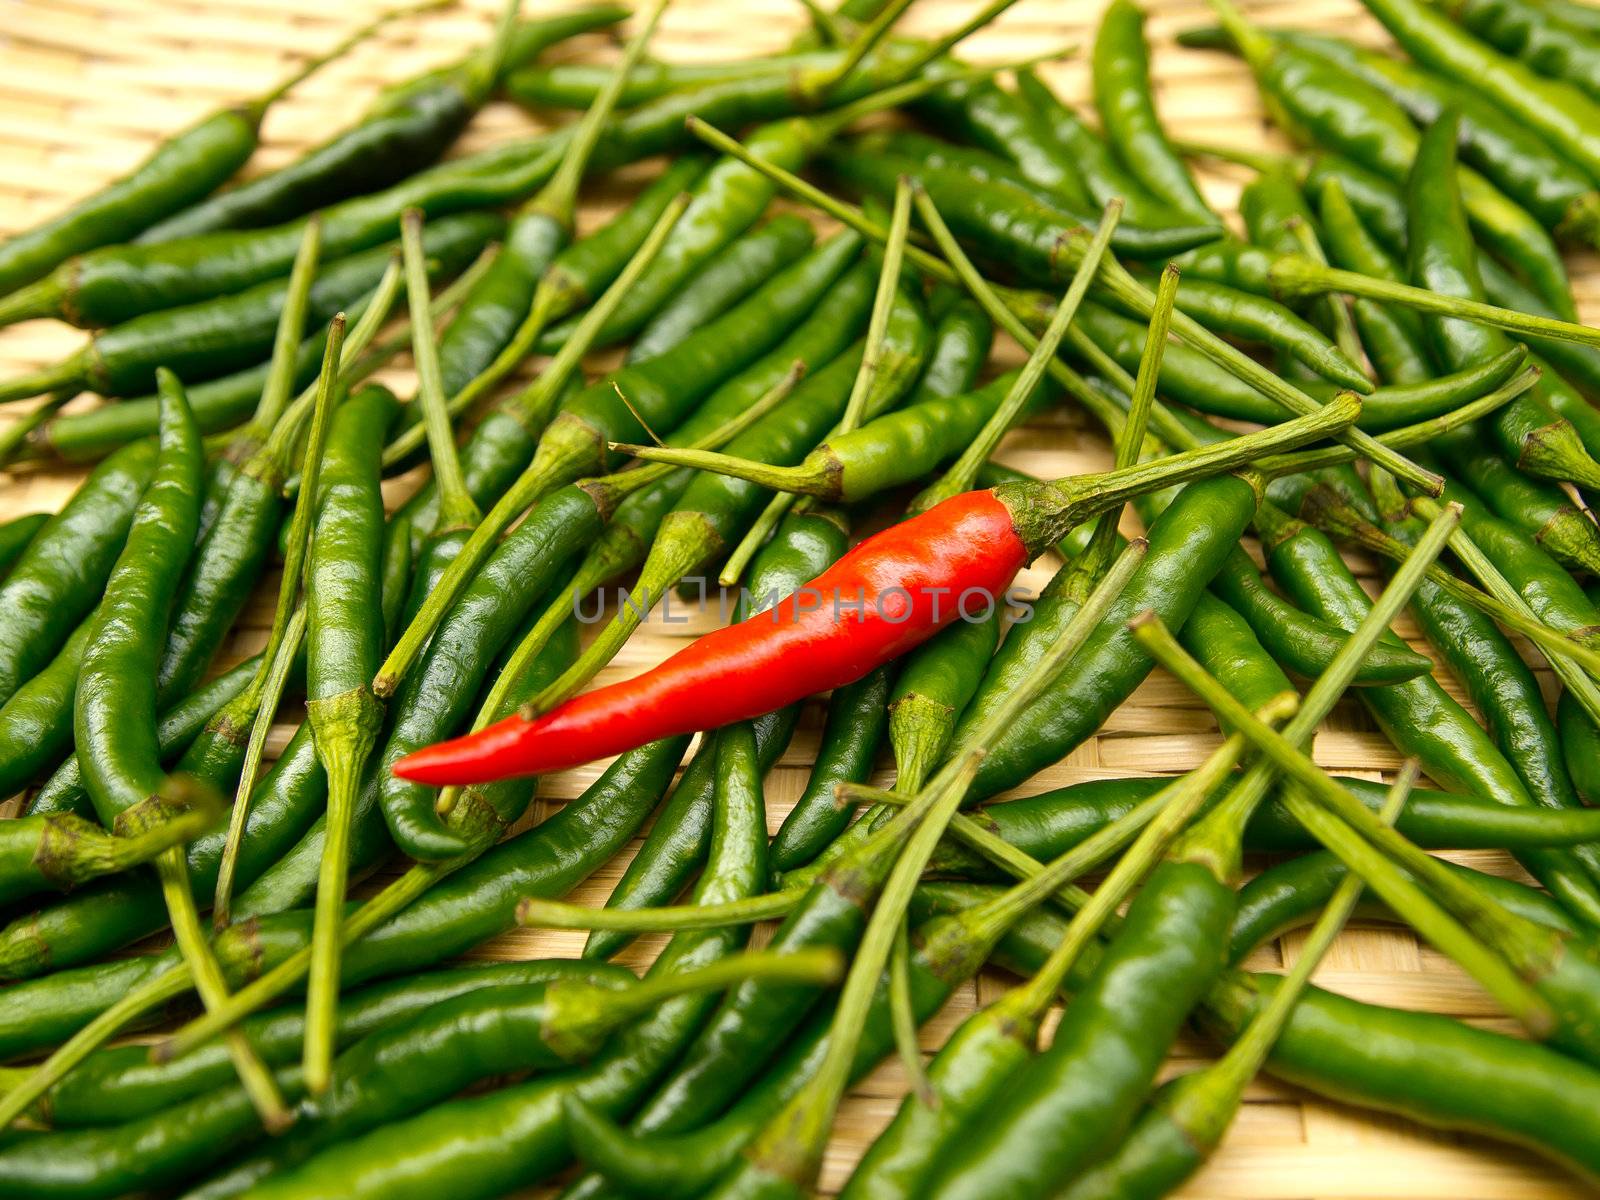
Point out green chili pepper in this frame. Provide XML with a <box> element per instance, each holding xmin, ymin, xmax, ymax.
<box><xmin>0</xmin><ymin>615</ymin><xmax>94</xmax><ymax>799</ymax></box>
<box><xmin>1212</xmin><ymin>0</ymin><xmax>1577</xmax><ymax>320</ymax></box>
<box><xmin>300</xmin><ymin>383</ymin><xmax>397</xmax><ymax>1094</ymax></box>
<box><xmin>1365</xmin><ymin>0</ymin><xmax>1600</xmax><ymax>182</ymax></box>
<box><xmin>1015</xmin><ymin>68</ymin><xmax>1222</xmax><ymax>234</ymax></box>
<box><xmin>1562</xmin><ymin>690</ymin><xmax>1600</xmax><ymax>807</ymax></box>
<box><xmin>628</xmin><ymin>215</ymin><xmax>816</xmax><ymax>363</ymax></box>
<box><xmin>1436</xmin><ymin>466</ymin><xmax>1600</xmax><ymax>636</ymax></box>
<box><xmin>31</xmin><ymin>960</ymin><xmax>628</xmax><ymax>1130</ymax></box>
<box><xmin>1183</xmin><ymin>22</ymin><xmax>1600</xmax><ymax>244</ymax></box>
<box><xmin>0</xmin><ymin>513</ymin><xmax>46</xmax><ymax>578</ymax></box>
<box><xmin>1257</xmin><ymin>499</ymin><xmax>1600</xmax><ymax>926</ymax></box>
<box><xmin>1228</xmin><ymin>848</ymin><xmax>1580</xmax><ymax>964</ymax></box>
<box><xmin>1093</xmin><ymin>0</ymin><xmax>1217</xmax><ymax>220</ymax></box>
<box><xmin>0</xmin><ymin>212</ymin><xmax>494</xmax><ymax>405</ymax></box>
<box><xmin>384</xmin><ymin>158</ymin><xmax>706</xmax><ymax>482</ymax></box>
<box><xmin>140</xmin><ymin>8</ymin><xmax>627</xmax><ymax>244</ymax></box>
<box><xmin>913</xmin><ymin>77</ymin><xmax>1097</xmax><ymax>211</ymax></box>
<box><xmin>1439</xmin><ymin>0</ymin><xmax>1600</xmax><ymax>103</ymax></box>
<box><xmin>0</xmin><ymin>439</ymin><xmax>155</xmax><ymax>708</ymax></box>
<box><xmin>74</xmin><ymin>370</ymin><xmax>204</xmax><ymax>834</ymax></box>
<box><xmin>1403</xmin><ymin>111</ymin><xmax>1600</xmax><ymax>490</ymax></box>
<box><xmin>625</xmin><ymin>366</ymin><xmax>1042</xmax><ymax>503</ymax></box>
<box><xmin>767</xmin><ymin>667</ymin><xmax>893</xmax><ymax>875</ymax></box>
<box><xmin>0</xmin><ymin>7</ymin><xmax>405</xmax><ymax>295</ymax></box>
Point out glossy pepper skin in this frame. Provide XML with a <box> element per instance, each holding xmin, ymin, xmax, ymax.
<box><xmin>75</xmin><ymin>371</ymin><xmax>203</xmax><ymax>831</ymax></box>
<box><xmin>956</xmin><ymin>476</ymin><xmax>1256</xmax><ymax>800</ymax></box>
<box><xmin>139</xmin><ymin>10</ymin><xmax>628</xmax><ymax>243</ymax></box>
<box><xmin>0</xmin><ymin>439</ymin><xmax>156</xmax><ymax>709</ymax></box>
<box><xmin>0</xmin><ymin>212</ymin><xmax>498</xmax><ymax>404</ymax></box>
<box><xmin>1227</xmin><ymin>849</ymin><xmax>1579</xmax><ymax>966</ymax></box>
<box><xmin>1093</xmin><ymin>0</ymin><xmax>1217</xmax><ymax>221</ymax></box>
<box><xmin>397</xmin><ymin>490</ymin><xmax>1028</xmax><ymax>784</ymax></box>
<box><xmin>1363</xmin><ymin>0</ymin><xmax>1600</xmax><ymax>186</ymax></box>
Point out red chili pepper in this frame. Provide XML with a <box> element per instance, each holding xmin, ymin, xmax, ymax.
<box><xmin>393</xmin><ymin>492</ymin><xmax>1026</xmax><ymax>785</ymax></box>
<box><xmin>394</xmin><ymin>390</ymin><xmax>1358</xmax><ymax>785</ymax></box>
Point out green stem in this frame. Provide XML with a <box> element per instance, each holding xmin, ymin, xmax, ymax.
<box><xmin>1159</xmin><ymin>498</ymin><xmax>1461</xmax><ymax>871</ymax></box>
<box><xmin>889</xmin><ymin>919</ymin><xmax>935</xmax><ymax>1107</ymax></box>
<box><xmin>1273</xmin><ymin>258</ymin><xmax>1600</xmax><ymax>352</ymax></box>
<box><xmin>1415</xmin><ymin>495</ymin><xmax>1600</xmax><ymax>731</ymax></box>
<box><xmin>0</xmin><ymin>392</ymin><xmax>70</xmax><ymax>468</ymax></box>
<box><xmin>1072</xmin><ymin>258</ymin><xmax>1176</xmax><ymax>579</ymax></box>
<box><xmin>718</xmin><ymin>489</ymin><xmax>797</xmax><ymax>587</ymax></box>
<box><xmin>211</xmin><ymin>606</ymin><xmax>307</xmax><ymax>928</ymax></box>
<box><xmin>528</xmin><ymin>0</ymin><xmax>670</xmax><ymax>226</ymax></box>
<box><xmin>402</xmin><ymin>210</ymin><xmax>481</xmax><ymax>531</ymax></box>
<box><xmin>799</xmin><ymin>0</ymin><xmax>916</xmax><ymax>101</ymax></box>
<box><xmin>1177</xmin><ymin>763</ymin><xmax>1420</xmax><ymax>1142</ymax></box>
<box><xmin>232</xmin><ymin>217</ymin><xmax>322</xmax><ymax>458</ymax></box>
<box><xmin>1288</xmin><ymin>216</ymin><xmax>1370</xmax><ymax>377</ymax></box>
<box><xmin>372</xmin><ymin>196</ymin><xmax>689</xmax><ymax>698</ymax></box>
<box><xmin>1309</xmin><ymin>490</ymin><xmax>1600</xmax><ymax>685</ymax></box>
<box><xmin>838</xmin><ymin>174</ymin><xmax>912</xmax><ymax>434</ymax></box>
<box><xmin>256</xmin><ymin>260</ymin><xmax>404</xmax><ymax>481</ymax></box>
<box><xmin>1131</xmin><ymin>573</ymin><xmax>1561</xmax><ymax>1037</ymax></box>
<box><xmin>156</xmin><ymin>853</ymin><xmax>290</xmax><ymax>1129</ymax></box>
<box><xmin>914</xmin><ymin>197</ymin><xmax>1125</xmax><ymax>514</ymax></box>
<box><xmin>1095</xmin><ymin>256</ymin><xmax>1439</xmax><ymax>495</ymax></box>
<box><xmin>516</xmin><ymin>889</ymin><xmax>803</xmax><ymax>932</ymax></box>
<box><xmin>1256</xmin><ymin>366</ymin><xmax>1538</xmax><ymax>476</ymax></box>
<box><xmin>159</xmin><ymin>855</ymin><xmax>455</xmax><ymax>1063</ymax></box>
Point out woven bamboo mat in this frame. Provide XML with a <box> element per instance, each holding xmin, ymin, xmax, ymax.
<box><xmin>0</xmin><ymin>0</ymin><xmax>1596</xmax><ymax>1195</ymax></box>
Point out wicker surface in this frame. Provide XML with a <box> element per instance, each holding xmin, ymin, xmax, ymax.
<box><xmin>0</xmin><ymin>0</ymin><xmax>1595</xmax><ymax>1195</ymax></box>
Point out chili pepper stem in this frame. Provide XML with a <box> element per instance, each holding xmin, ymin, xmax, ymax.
<box><xmin>156</xmin><ymin>853</ymin><xmax>456</xmax><ymax>1064</ymax></box>
<box><xmin>916</xmin><ymin>198</ymin><xmax>1124</xmax><ymax>515</ymax></box>
<box><xmin>226</xmin><ymin>217</ymin><xmax>323</xmax><ymax>463</ymax></box>
<box><xmin>519</xmin><ymin>890</ymin><xmax>803</xmax><ymax>935</ymax></box>
<box><xmin>302</xmin><ymin>692</ymin><xmax>383</xmax><ymax>1095</ymax></box>
<box><xmin>1132</xmin><ymin>610</ymin><xmax>1560</xmax><ymax>1039</ymax></box>
<box><xmin>1170</xmin><ymin>763</ymin><xmax>1420</xmax><ymax>1152</ymax></box>
<box><xmin>373</xmin><ymin>194</ymin><xmax>691</xmax><ymax>695</ymax></box>
<box><xmin>211</xmin><ymin>606</ymin><xmax>307</xmax><ymax>927</ymax></box>
<box><xmin>1257</xmin><ymin>366</ymin><xmax>1540</xmax><ymax>478</ymax></box>
<box><xmin>0</xmin><ymin>354</ymin><xmax>88</xmax><ymax>406</ymax></box>
<box><xmin>154</xmin><ymin>851</ymin><xmax>292</xmax><ymax>1130</ymax></box>
<box><xmin>1306</xmin><ymin>490</ymin><xmax>1600</xmax><ymax>681</ymax></box>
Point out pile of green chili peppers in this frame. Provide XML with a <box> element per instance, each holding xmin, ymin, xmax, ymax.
<box><xmin>8</xmin><ymin>0</ymin><xmax>1600</xmax><ymax>1195</ymax></box>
